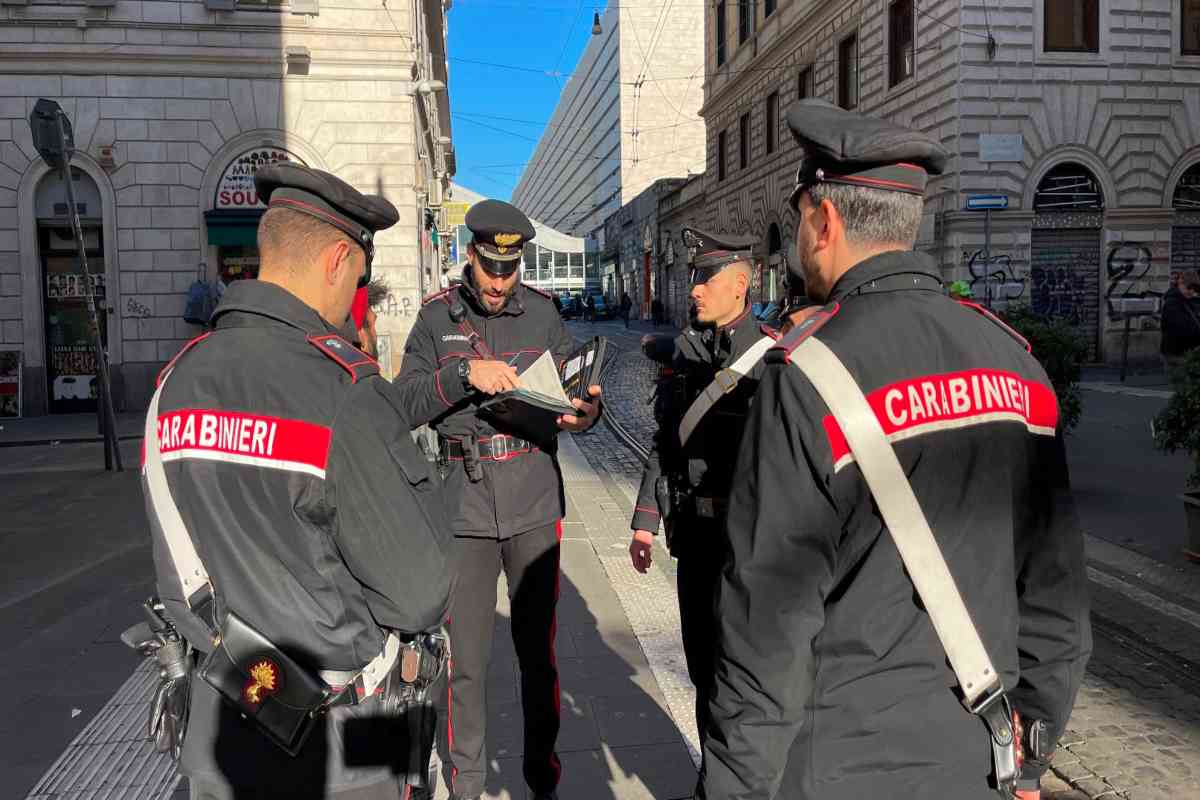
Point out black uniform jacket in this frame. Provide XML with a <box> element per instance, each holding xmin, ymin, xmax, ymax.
<box><xmin>393</xmin><ymin>271</ymin><xmax>575</xmax><ymax>539</ymax></box>
<box><xmin>147</xmin><ymin>280</ymin><xmax>452</xmax><ymax>673</ymax></box>
<box><xmin>1160</xmin><ymin>286</ymin><xmax>1200</xmax><ymax>356</ymax></box>
<box><xmin>632</xmin><ymin>305</ymin><xmax>775</xmax><ymax>548</ymax></box>
<box><xmin>701</xmin><ymin>251</ymin><xmax>1092</xmax><ymax>800</ymax></box>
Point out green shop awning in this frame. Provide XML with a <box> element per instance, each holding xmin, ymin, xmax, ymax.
<box><xmin>204</xmin><ymin>209</ymin><xmax>264</xmax><ymax>247</ymax></box>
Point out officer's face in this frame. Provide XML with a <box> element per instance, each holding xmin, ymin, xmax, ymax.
<box><xmin>796</xmin><ymin>192</ymin><xmax>832</xmax><ymax>301</ymax></box>
<box><xmin>470</xmin><ymin>249</ymin><xmax>520</xmax><ymax>314</ymax></box>
<box><xmin>324</xmin><ymin>241</ymin><xmax>366</xmax><ymax>326</ymax></box>
<box><xmin>691</xmin><ymin>262</ymin><xmax>748</xmax><ymax>326</ymax></box>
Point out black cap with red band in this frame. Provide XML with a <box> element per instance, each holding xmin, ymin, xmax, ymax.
<box><xmin>785</xmin><ymin>100</ymin><xmax>948</xmax><ymax>210</ymax></box>
<box><xmin>465</xmin><ymin>199</ymin><xmax>536</xmax><ymax>277</ymax></box>
<box><xmin>254</xmin><ymin>162</ymin><xmax>399</xmax><ymax>286</ymax></box>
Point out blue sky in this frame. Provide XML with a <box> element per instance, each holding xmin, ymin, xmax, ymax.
<box><xmin>447</xmin><ymin>1</ymin><xmax>606</xmax><ymax>201</ymax></box>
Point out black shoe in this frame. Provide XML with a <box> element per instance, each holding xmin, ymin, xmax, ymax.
<box><xmin>532</xmin><ymin>793</ymin><xmax>558</xmax><ymax>800</ymax></box>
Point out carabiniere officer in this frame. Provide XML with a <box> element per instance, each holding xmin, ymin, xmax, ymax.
<box><xmin>393</xmin><ymin>199</ymin><xmax>602</xmax><ymax>800</ymax></box>
<box><xmin>146</xmin><ymin>163</ymin><xmax>452</xmax><ymax>800</ymax></box>
<box><xmin>628</xmin><ymin>227</ymin><xmax>778</xmax><ymax>764</ymax></box>
<box><xmin>699</xmin><ymin>100</ymin><xmax>1092</xmax><ymax>800</ymax></box>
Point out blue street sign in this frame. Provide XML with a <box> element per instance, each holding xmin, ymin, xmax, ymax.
<box><xmin>966</xmin><ymin>194</ymin><xmax>1009</xmax><ymax>211</ymax></box>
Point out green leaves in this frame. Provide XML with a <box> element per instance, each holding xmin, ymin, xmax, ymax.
<box><xmin>1000</xmin><ymin>306</ymin><xmax>1088</xmax><ymax>433</ymax></box>
<box><xmin>1153</xmin><ymin>349</ymin><xmax>1200</xmax><ymax>489</ymax></box>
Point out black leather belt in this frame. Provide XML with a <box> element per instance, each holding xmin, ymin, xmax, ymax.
<box><xmin>324</xmin><ymin>674</ymin><xmax>382</xmax><ymax>707</ymax></box>
<box><xmin>441</xmin><ymin>435</ymin><xmax>538</xmax><ymax>462</ymax></box>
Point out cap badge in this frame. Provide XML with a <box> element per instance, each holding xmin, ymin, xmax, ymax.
<box><xmin>243</xmin><ymin>659</ymin><xmax>281</xmax><ymax>706</ymax></box>
<box><xmin>494</xmin><ymin>232</ymin><xmax>521</xmax><ymax>247</ymax></box>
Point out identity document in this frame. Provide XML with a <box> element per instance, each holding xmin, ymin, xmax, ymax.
<box><xmin>479</xmin><ymin>337</ymin><xmax>607</xmax><ymax>444</ymax></box>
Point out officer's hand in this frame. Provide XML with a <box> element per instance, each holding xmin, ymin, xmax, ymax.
<box><xmin>630</xmin><ymin>530</ymin><xmax>654</xmax><ymax>573</ymax></box>
<box><xmin>468</xmin><ymin>360</ymin><xmax>521</xmax><ymax>395</ymax></box>
<box><xmin>557</xmin><ymin>385</ymin><xmax>602</xmax><ymax>432</ymax></box>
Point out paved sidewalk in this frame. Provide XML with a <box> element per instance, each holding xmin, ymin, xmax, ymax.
<box><xmin>0</xmin><ymin>411</ymin><xmax>144</xmax><ymax>446</ymax></box>
<box><xmin>21</xmin><ymin>432</ymin><xmax>699</xmax><ymax>800</ymax></box>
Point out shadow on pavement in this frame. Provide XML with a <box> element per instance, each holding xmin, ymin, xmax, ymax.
<box><xmin>466</xmin><ymin>559</ymin><xmax>695</xmax><ymax>800</ymax></box>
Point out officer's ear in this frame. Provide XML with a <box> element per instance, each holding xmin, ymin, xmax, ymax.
<box><xmin>815</xmin><ymin>197</ymin><xmax>840</xmax><ymax>251</ymax></box>
<box><xmin>322</xmin><ymin>239</ymin><xmax>355</xmax><ymax>287</ymax></box>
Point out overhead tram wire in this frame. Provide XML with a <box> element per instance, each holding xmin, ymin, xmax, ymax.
<box><xmin>453</xmin><ymin>114</ymin><xmax>701</xmax><ymax>169</ymax></box>
<box><xmin>450</xmin><ymin>46</ymin><xmax>949</xmax><ymax>86</ymax></box>
<box><xmin>548</xmin><ymin>0</ymin><xmax>588</xmax><ymax>90</ymax></box>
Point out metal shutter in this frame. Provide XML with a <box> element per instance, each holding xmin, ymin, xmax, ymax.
<box><xmin>1030</xmin><ymin>228</ymin><xmax>1102</xmax><ymax>360</ymax></box>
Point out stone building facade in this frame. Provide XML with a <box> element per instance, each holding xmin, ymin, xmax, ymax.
<box><xmin>510</xmin><ymin>0</ymin><xmax>706</xmax><ymax>240</ymax></box>
<box><xmin>601</xmin><ymin>177</ymin><xmax>685</xmax><ymax>321</ymax></box>
<box><xmin>0</xmin><ymin>0</ymin><xmax>453</xmax><ymax>417</ymax></box>
<box><xmin>698</xmin><ymin>0</ymin><xmax>1200</xmax><ymax>365</ymax></box>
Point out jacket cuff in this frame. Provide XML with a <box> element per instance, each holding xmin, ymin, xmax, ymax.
<box><xmin>631</xmin><ymin>505</ymin><xmax>661</xmax><ymax>533</ymax></box>
<box><xmin>434</xmin><ymin>361</ymin><xmax>470</xmax><ymax>407</ymax></box>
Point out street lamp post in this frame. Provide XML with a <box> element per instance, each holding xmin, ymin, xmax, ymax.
<box><xmin>29</xmin><ymin>99</ymin><xmax>122</xmax><ymax>470</ymax></box>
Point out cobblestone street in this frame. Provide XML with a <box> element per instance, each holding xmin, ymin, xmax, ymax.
<box><xmin>568</xmin><ymin>320</ymin><xmax>1200</xmax><ymax>800</ymax></box>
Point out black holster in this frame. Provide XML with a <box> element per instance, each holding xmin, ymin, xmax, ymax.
<box><xmin>462</xmin><ymin>436</ymin><xmax>483</xmax><ymax>482</ymax></box>
<box><xmin>381</xmin><ymin>633</ymin><xmax>449</xmax><ymax>790</ymax></box>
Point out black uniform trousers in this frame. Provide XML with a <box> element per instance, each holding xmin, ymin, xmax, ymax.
<box><xmin>672</xmin><ymin>518</ymin><xmax>726</xmax><ymax>754</ymax></box>
<box><xmin>447</xmin><ymin>523</ymin><xmax>562</xmax><ymax>799</ymax></box>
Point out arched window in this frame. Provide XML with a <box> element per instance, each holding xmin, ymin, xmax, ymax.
<box><xmin>1033</xmin><ymin>163</ymin><xmax>1104</xmax><ymax>212</ymax></box>
<box><xmin>1172</xmin><ymin>162</ymin><xmax>1200</xmax><ymax>209</ymax></box>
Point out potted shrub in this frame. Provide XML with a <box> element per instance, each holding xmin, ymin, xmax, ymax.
<box><xmin>1153</xmin><ymin>348</ymin><xmax>1200</xmax><ymax>562</ymax></box>
<box><xmin>1000</xmin><ymin>306</ymin><xmax>1088</xmax><ymax>432</ymax></box>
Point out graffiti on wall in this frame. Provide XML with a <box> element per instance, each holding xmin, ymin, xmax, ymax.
<box><xmin>1029</xmin><ymin>244</ymin><xmax>1098</xmax><ymax>327</ymax></box>
<box><xmin>1104</xmin><ymin>241</ymin><xmax>1161</xmax><ymax>319</ymax></box>
<box><xmin>378</xmin><ymin>292</ymin><xmax>416</xmax><ymax>318</ymax></box>
<box><xmin>965</xmin><ymin>249</ymin><xmax>1025</xmax><ymax>307</ymax></box>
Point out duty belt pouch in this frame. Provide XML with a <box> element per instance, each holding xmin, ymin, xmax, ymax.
<box><xmin>198</xmin><ymin>611</ymin><xmax>332</xmax><ymax>757</ymax></box>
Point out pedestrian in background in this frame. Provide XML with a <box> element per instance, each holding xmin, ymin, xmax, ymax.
<box><xmin>620</xmin><ymin>292</ymin><xmax>632</xmax><ymax>328</ymax></box>
<box><xmin>1161</xmin><ymin>269</ymin><xmax>1200</xmax><ymax>386</ymax></box>
<box><xmin>700</xmin><ymin>101</ymin><xmax>1091</xmax><ymax>800</ymax></box>
<box><xmin>651</xmin><ymin>296</ymin><xmax>663</xmax><ymax>327</ymax></box>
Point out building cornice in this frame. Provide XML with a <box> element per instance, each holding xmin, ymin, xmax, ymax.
<box><xmin>0</xmin><ymin>49</ymin><xmax>417</xmax><ymax>78</ymax></box>
<box><xmin>700</xmin><ymin>0</ymin><xmax>844</xmax><ymax>118</ymax></box>
<box><xmin>0</xmin><ymin>17</ymin><xmax>410</xmax><ymax>41</ymax></box>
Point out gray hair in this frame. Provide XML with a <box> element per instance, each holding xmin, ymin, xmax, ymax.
<box><xmin>807</xmin><ymin>183</ymin><xmax>924</xmax><ymax>248</ymax></box>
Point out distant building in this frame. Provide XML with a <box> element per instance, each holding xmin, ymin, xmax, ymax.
<box><xmin>446</xmin><ymin>183</ymin><xmax>597</xmax><ymax>297</ymax></box>
<box><xmin>510</xmin><ymin>0</ymin><xmax>706</xmax><ymax>241</ymax></box>
<box><xmin>698</xmin><ymin>0</ymin><xmax>1200</xmax><ymax>365</ymax></box>
<box><xmin>0</xmin><ymin>0</ymin><xmax>454</xmax><ymax>414</ymax></box>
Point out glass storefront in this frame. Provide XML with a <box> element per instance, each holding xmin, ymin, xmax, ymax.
<box><xmin>40</xmin><ymin>226</ymin><xmax>106</xmax><ymax>414</ymax></box>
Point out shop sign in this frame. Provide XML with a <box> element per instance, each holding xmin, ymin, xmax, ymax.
<box><xmin>445</xmin><ymin>202</ymin><xmax>471</xmax><ymax>227</ymax></box>
<box><xmin>215</xmin><ymin>147</ymin><xmax>306</xmax><ymax>209</ymax></box>
<box><xmin>0</xmin><ymin>349</ymin><xmax>21</xmax><ymax>417</ymax></box>
<box><xmin>46</xmin><ymin>272</ymin><xmax>105</xmax><ymax>300</ymax></box>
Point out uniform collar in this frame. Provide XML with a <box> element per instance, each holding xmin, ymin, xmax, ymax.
<box><xmin>212</xmin><ymin>279</ymin><xmax>339</xmax><ymax>336</ymax></box>
<box><xmin>715</xmin><ymin>302</ymin><xmax>753</xmax><ymax>333</ymax></box>
<box><xmin>827</xmin><ymin>249</ymin><xmax>942</xmax><ymax>302</ymax></box>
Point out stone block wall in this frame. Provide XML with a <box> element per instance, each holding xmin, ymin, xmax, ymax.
<box><xmin>0</xmin><ymin>0</ymin><xmax>443</xmax><ymax>412</ymax></box>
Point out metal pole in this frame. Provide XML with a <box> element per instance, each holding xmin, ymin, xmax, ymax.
<box><xmin>1120</xmin><ymin>314</ymin><xmax>1132</xmax><ymax>383</ymax></box>
<box><xmin>984</xmin><ymin>208</ymin><xmax>992</xmax><ymax>309</ymax></box>
<box><xmin>57</xmin><ymin>111</ymin><xmax>122</xmax><ymax>471</ymax></box>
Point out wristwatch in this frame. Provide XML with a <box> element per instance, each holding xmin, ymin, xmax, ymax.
<box><xmin>457</xmin><ymin>357</ymin><xmax>473</xmax><ymax>391</ymax></box>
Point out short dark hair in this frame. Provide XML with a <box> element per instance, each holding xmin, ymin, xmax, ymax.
<box><xmin>365</xmin><ymin>278</ymin><xmax>390</xmax><ymax>308</ymax></box>
<box><xmin>806</xmin><ymin>183</ymin><xmax>924</xmax><ymax>248</ymax></box>
<box><xmin>257</xmin><ymin>207</ymin><xmax>353</xmax><ymax>269</ymax></box>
